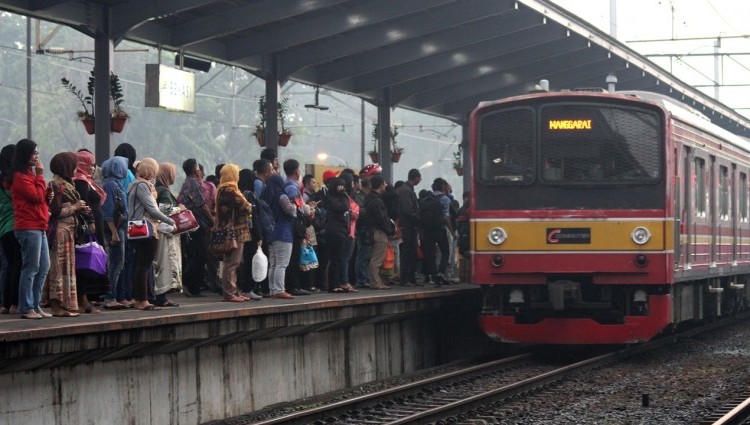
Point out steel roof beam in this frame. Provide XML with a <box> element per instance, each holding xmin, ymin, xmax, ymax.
<box><xmin>412</xmin><ymin>49</ymin><xmax>611</xmax><ymax>110</ymax></box>
<box><xmin>111</xmin><ymin>0</ymin><xmax>216</xmax><ymax>41</ymax></box>
<box><xmin>433</xmin><ymin>53</ymin><xmax>622</xmax><ymax>116</ymax></box>
<box><xmin>350</xmin><ymin>22</ymin><xmax>559</xmax><ymax>96</ymax></box>
<box><xmin>315</xmin><ymin>8</ymin><xmax>539</xmax><ymax>86</ymax></box>
<box><xmin>169</xmin><ymin>0</ymin><xmax>352</xmax><ymax>48</ymax></box>
<box><xmin>224</xmin><ymin>0</ymin><xmax>456</xmax><ymax>61</ymax></box>
<box><xmin>388</xmin><ymin>35</ymin><xmax>586</xmax><ymax>104</ymax></box>
<box><xmin>276</xmin><ymin>0</ymin><xmax>514</xmax><ymax>77</ymax></box>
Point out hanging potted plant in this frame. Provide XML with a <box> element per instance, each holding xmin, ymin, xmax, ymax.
<box><xmin>453</xmin><ymin>145</ymin><xmax>463</xmax><ymax>176</ymax></box>
<box><xmin>61</xmin><ymin>70</ymin><xmax>130</xmax><ymax>134</ymax></box>
<box><xmin>254</xmin><ymin>96</ymin><xmax>292</xmax><ymax>147</ymax></box>
<box><xmin>61</xmin><ymin>75</ymin><xmax>95</xmax><ymax>135</ymax></box>
<box><xmin>109</xmin><ymin>72</ymin><xmax>129</xmax><ymax>133</ymax></box>
<box><xmin>371</xmin><ymin>122</ymin><xmax>401</xmax><ymax>163</ymax></box>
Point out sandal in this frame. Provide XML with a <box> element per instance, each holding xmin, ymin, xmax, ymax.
<box><xmin>52</xmin><ymin>311</ymin><xmax>80</xmax><ymax>317</ymax></box>
<box><xmin>84</xmin><ymin>306</ymin><xmax>101</xmax><ymax>314</ymax></box>
<box><xmin>155</xmin><ymin>300</ymin><xmax>180</xmax><ymax>307</ymax></box>
<box><xmin>222</xmin><ymin>296</ymin><xmax>246</xmax><ymax>303</ymax></box>
<box><xmin>135</xmin><ymin>304</ymin><xmax>161</xmax><ymax>311</ymax></box>
<box><xmin>329</xmin><ymin>287</ymin><xmax>345</xmax><ymax>293</ymax></box>
<box><xmin>342</xmin><ymin>284</ymin><xmax>358</xmax><ymax>293</ymax></box>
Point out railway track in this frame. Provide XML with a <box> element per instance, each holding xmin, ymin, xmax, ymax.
<box><xmin>699</xmin><ymin>391</ymin><xmax>750</xmax><ymax>425</ymax></box>
<box><xmin>239</xmin><ymin>314</ymin><xmax>749</xmax><ymax>425</ymax></box>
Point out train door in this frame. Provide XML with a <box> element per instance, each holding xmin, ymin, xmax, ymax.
<box><xmin>693</xmin><ymin>156</ymin><xmax>706</xmax><ymax>267</ymax></box>
<box><xmin>679</xmin><ymin>146</ymin><xmax>691</xmax><ymax>270</ymax></box>
<box><xmin>718</xmin><ymin>164</ymin><xmax>730</xmax><ymax>266</ymax></box>
<box><xmin>739</xmin><ymin>172</ymin><xmax>749</xmax><ymax>264</ymax></box>
<box><xmin>710</xmin><ymin>156</ymin><xmax>717</xmax><ymax>267</ymax></box>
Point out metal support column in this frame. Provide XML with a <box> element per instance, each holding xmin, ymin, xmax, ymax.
<box><xmin>93</xmin><ymin>34</ymin><xmax>113</xmax><ymax>165</ymax></box>
<box><xmin>377</xmin><ymin>88</ymin><xmax>392</xmax><ymax>183</ymax></box>
<box><xmin>264</xmin><ymin>56</ymin><xmax>280</xmax><ymax>153</ymax></box>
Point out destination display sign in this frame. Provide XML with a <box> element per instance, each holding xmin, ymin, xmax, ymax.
<box><xmin>546</xmin><ymin>228</ymin><xmax>591</xmax><ymax>244</ymax></box>
<box><xmin>548</xmin><ymin>119</ymin><xmax>592</xmax><ymax>130</ymax></box>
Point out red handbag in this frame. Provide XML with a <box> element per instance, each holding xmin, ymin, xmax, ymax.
<box><xmin>170</xmin><ymin>209</ymin><xmax>199</xmax><ymax>235</ymax></box>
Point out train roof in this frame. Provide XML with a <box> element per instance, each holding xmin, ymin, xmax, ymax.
<box><xmin>623</xmin><ymin>90</ymin><xmax>750</xmax><ymax>155</ymax></box>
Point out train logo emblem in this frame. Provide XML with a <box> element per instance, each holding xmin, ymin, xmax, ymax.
<box><xmin>546</xmin><ymin>228</ymin><xmax>591</xmax><ymax>244</ymax></box>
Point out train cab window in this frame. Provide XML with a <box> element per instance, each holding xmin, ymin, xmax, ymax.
<box><xmin>741</xmin><ymin>173</ymin><xmax>748</xmax><ymax>221</ymax></box>
<box><xmin>478</xmin><ymin>107</ymin><xmax>534</xmax><ymax>184</ymax></box>
<box><xmin>720</xmin><ymin>166</ymin><xmax>729</xmax><ymax>220</ymax></box>
<box><xmin>540</xmin><ymin>104</ymin><xmax>660</xmax><ymax>184</ymax></box>
<box><xmin>695</xmin><ymin>158</ymin><xmax>706</xmax><ymax>216</ymax></box>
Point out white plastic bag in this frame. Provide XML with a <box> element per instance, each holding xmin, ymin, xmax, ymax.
<box><xmin>252</xmin><ymin>248</ymin><xmax>268</xmax><ymax>282</ymax></box>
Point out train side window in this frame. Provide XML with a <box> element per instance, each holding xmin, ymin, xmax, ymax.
<box><xmin>741</xmin><ymin>173</ymin><xmax>748</xmax><ymax>221</ymax></box>
<box><xmin>719</xmin><ymin>165</ymin><xmax>729</xmax><ymax>220</ymax></box>
<box><xmin>695</xmin><ymin>158</ymin><xmax>706</xmax><ymax>217</ymax></box>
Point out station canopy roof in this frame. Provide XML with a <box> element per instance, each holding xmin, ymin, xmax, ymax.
<box><xmin>3</xmin><ymin>0</ymin><xmax>750</xmax><ymax>137</ymax></box>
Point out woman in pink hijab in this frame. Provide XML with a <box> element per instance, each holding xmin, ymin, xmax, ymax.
<box><xmin>73</xmin><ymin>149</ymin><xmax>109</xmax><ymax>313</ymax></box>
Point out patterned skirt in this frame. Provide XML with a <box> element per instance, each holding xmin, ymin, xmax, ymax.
<box><xmin>43</xmin><ymin>215</ymin><xmax>78</xmax><ymax>311</ymax></box>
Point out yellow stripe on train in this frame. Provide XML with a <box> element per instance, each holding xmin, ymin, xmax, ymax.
<box><xmin>472</xmin><ymin>220</ymin><xmax>668</xmax><ymax>251</ymax></box>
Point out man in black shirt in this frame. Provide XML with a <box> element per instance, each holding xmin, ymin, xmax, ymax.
<box><xmin>396</xmin><ymin>169</ymin><xmax>421</xmax><ymax>287</ymax></box>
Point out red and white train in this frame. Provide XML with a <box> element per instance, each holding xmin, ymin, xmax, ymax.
<box><xmin>469</xmin><ymin>88</ymin><xmax>750</xmax><ymax>344</ymax></box>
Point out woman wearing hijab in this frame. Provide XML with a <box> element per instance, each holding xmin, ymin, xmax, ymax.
<box><xmin>153</xmin><ymin>162</ymin><xmax>181</xmax><ymax>306</ymax></box>
<box><xmin>324</xmin><ymin>177</ymin><xmax>353</xmax><ymax>293</ymax></box>
<box><xmin>100</xmin><ymin>156</ymin><xmax>130</xmax><ymax>310</ymax></box>
<box><xmin>73</xmin><ymin>149</ymin><xmax>108</xmax><ymax>313</ymax></box>
<box><xmin>215</xmin><ymin>164</ymin><xmax>253</xmax><ymax>302</ymax></box>
<box><xmin>11</xmin><ymin>139</ymin><xmax>51</xmax><ymax>319</ymax></box>
<box><xmin>127</xmin><ymin>157</ymin><xmax>175</xmax><ymax>311</ymax></box>
<box><xmin>45</xmin><ymin>152</ymin><xmax>90</xmax><ymax>317</ymax></box>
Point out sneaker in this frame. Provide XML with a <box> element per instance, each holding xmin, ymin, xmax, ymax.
<box><xmin>243</xmin><ymin>291</ymin><xmax>263</xmax><ymax>301</ymax></box>
<box><xmin>36</xmin><ymin>309</ymin><xmax>53</xmax><ymax>318</ymax></box>
<box><xmin>290</xmin><ymin>288</ymin><xmax>311</xmax><ymax>296</ymax></box>
<box><xmin>307</xmin><ymin>287</ymin><xmax>322</xmax><ymax>293</ymax></box>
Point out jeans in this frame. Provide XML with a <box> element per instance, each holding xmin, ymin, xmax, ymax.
<box><xmin>104</xmin><ymin>226</ymin><xmax>125</xmax><ymax>302</ymax></box>
<box><xmin>268</xmin><ymin>241</ymin><xmax>292</xmax><ymax>295</ymax></box>
<box><xmin>354</xmin><ymin>235</ymin><xmax>371</xmax><ymax>286</ymax></box>
<box><xmin>15</xmin><ymin>230</ymin><xmax>50</xmax><ymax>314</ymax></box>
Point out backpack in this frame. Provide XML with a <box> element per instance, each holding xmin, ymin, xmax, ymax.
<box><xmin>245</xmin><ymin>189</ymin><xmax>275</xmax><ymax>241</ymax></box>
<box><xmin>419</xmin><ymin>192</ymin><xmax>445</xmax><ymax>231</ymax></box>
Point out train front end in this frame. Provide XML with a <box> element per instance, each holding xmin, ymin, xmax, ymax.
<box><xmin>470</xmin><ymin>92</ymin><xmax>673</xmax><ymax>344</ymax></box>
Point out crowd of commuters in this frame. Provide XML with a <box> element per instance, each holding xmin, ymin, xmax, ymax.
<box><xmin>0</xmin><ymin>141</ymin><xmax>466</xmax><ymax>320</ymax></box>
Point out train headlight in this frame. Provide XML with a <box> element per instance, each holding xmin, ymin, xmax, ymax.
<box><xmin>631</xmin><ymin>227</ymin><xmax>651</xmax><ymax>245</ymax></box>
<box><xmin>488</xmin><ymin>227</ymin><xmax>507</xmax><ymax>245</ymax></box>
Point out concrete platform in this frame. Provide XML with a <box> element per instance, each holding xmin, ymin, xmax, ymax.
<box><xmin>0</xmin><ymin>284</ymin><xmax>495</xmax><ymax>424</ymax></box>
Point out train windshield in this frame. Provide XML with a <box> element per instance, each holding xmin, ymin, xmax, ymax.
<box><xmin>479</xmin><ymin>102</ymin><xmax>661</xmax><ymax>185</ymax></box>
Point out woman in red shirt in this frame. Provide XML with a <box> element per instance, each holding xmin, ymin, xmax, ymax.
<box><xmin>10</xmin><ymin>139</ymin><xmax>51</xmax><ymax>319</ymax></box>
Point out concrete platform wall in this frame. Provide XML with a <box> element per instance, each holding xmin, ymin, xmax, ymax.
<box><xmin>0</xmin><ymin>291</ymin><xmax>493</xmax><ymax>424</ymax></box>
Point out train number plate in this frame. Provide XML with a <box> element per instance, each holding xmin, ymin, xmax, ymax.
<box><xmin>546</xmin><ymin>228</ymin><xmax>591</xmax><ymax>244</ymax></box>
